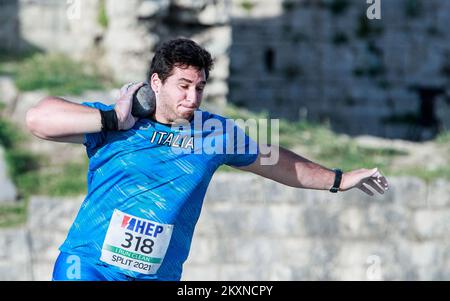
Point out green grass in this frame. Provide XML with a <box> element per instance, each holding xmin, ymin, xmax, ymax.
<box><xmin>0</xmin><ymin>118</ymin><xmax>24</xmax><ymax>148</ymax></box>
<box><xmin>435</xmin><ymin>130</ymin><xmax>450</xmax><ymax>145</ymax></box>
<box><xmin>0</xmin><ymin>49</ymin><xmax>39</xmax><ymax>76</ymax></box>
<box><xmin>390</xmin><ymin>166</ymin><xmax>450</xmax><ymax>183</ymax></box>
<box><xmin>315</xmin><ymin>143</ymin><xmax>408</xmax><ymax>174</ymax></box>
<box><xmin>0</xmin><ymin>201</ymin><xmax>28</xmax><ymax>228</ymax></box>
<box><xmin>15</xmin><ymin>53</ymin><xmax>105</xmax><ymax>95</ymax></box>
<box><xmin>16</xmin><ymin>160</ymin><xmax>88</xmax><ymax>197</ymax></box>
<box><xmin>1</xmin><ymin>49</ymin><xmax>111</xmax><ymax>95</ymax></box>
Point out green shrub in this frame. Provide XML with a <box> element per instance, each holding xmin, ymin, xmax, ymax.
<box><xmin>0</xmin><ymin>118</ymin><xmax>24</xmax><ymax>148</ymax></box>
<box><xmin>241</xmin><ymin>0</ymin><xmax>254</xmax><ymax>12</ymax></box>
<box><xmin>15</xmin><ymin>53</ymin><xmax>104</xmax><ymax>95</ymax></box>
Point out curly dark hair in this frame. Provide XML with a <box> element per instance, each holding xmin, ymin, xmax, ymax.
<box><xmin>149</xmin><ymin>38</ymin><xmax>214</xmax><ymax>83</ymax></box>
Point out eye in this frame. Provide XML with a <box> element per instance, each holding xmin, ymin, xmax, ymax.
<box><xmin>179</xmin><ymin>85</ymin><xmax>189</xmax><ymax>89</ymax></box>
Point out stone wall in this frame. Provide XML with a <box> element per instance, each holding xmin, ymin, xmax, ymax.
<box><xmin>228</xmin><ymin>0</ymin><xmax>450</xmax><ymax>140</ymax></box>
<box><xmin>1</xmin><ymin>0</ymin><xmax>449</xmax><ymax>139</ymax></box>
<box><xmin>1</xmin><ymin>173</ymin><xmax>450</xmax><ymax>281</ymax></box>
<box><xmin>0</xmin><ymin>0</ymin><xmax>232</xmax><ymax>110</ymax></box>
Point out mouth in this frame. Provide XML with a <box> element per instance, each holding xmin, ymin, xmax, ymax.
<box><xmin>179</xmin><ymin>104</ymin><xmax>197</xmax><ymax>111</ymax></box>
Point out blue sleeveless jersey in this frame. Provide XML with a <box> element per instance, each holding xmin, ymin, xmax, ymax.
<box><xmin>59</xmin><ymin>102</ymin><xmax>258</xmax><ymax>280</ymax></box>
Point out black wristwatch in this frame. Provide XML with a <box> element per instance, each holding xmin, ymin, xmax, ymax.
<box><xmin>329</xmin><ymin>169</ymin><xmax>343</xmax><ymax>193</ymax></box>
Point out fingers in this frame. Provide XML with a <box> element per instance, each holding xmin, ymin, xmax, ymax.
<box><xmin>377</xmin><ymin>175</ymin><xmax>389</xmax><ymax>191</ymax></box>
<box><xmin>358</xmin><ymin>170</ymin><xmax>389</xmax><ymax>196</ymax></box>
<box><xmin>119</xmin><ymin>82</ymin><xmax>134</xmax><ymax>96</ymax></box>
<box><xmin>346</xmin><ymin>168</ymin><xmax>390</xmax><ymax>196</ymax></box>
<box><xmin>119</xmin><ymin>82</ymin><xmax>145</xmax><ymax>97</ymax></box>
<box><xmin>370</xmin><ymin>169</ymin><xmax>389</xmax><ymax>191</ymax></box>
<box><xmin>367</xmin><ymin>168</ymin><xmax>390</xmax><ymax>192</ymax></box>
<box><xmin>125</xmin><ymin>82</ymin><xmax>145</xmax><ymax>97</ymax></box>
<box><xmin>365</xmin><ymin>179</ymin><xmax>385</xmax><ymax>194</ymax></box>
<box><xmin>369</xmin><ymin>168</ymin><xmax>381</xmax><ymax>177</ymax></box>
<box><xmin>358</xmin><ymin>183</ymin><xmax>374</xmax><ymax>196</ymax></box>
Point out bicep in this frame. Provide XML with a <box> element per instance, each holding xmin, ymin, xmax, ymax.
<box><xmin>234</xmin><ymin>150</ymin><xmax>284</xmax><ymax>179</ymax></box>
<box><xmin>234</xmin><ymin>145</ymin><xmax>306</xmax><ymax>187</ymax></box>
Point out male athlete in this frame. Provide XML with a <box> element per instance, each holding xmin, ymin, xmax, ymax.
<box><xmin>26</xmin><ymin>38</ymin><xmax>389</xmax><ymax>281</ymax></box>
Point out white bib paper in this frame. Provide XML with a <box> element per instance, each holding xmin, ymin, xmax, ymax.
<box><xmin>100</xmin><ymin>209</ymin><xmax>173</xmax><ymax>275</ymax></box>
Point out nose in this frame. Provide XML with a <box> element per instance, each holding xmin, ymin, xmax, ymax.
<box><xmin>186</xmin><ymin>88</ymin><xmax>200</xmax><ymax>106</ymax></box>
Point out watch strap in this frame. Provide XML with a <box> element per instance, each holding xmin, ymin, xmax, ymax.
<box><xmin>329</xmin><ymin>169</ymin><xmax>343</xmax><ymax>193</ymax></box>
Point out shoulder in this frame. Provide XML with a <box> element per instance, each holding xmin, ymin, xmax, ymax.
<box><xmin>197</xmin><ymin>110</ymin><xmax>233</xmax><ymax>125</ymax></box>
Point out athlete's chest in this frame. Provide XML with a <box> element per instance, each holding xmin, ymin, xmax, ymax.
<box><xmin>100</xmin><ymin>128</ymin><xmax>221</xmax><ymax>180</ymax></box>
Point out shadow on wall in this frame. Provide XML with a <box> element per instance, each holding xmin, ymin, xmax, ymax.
<box><xmin>228</xmin><ymin>0</ymin><xmax>450</xmax><ymax>141</ymax></box>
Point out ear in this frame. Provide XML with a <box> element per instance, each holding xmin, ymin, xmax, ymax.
<box><xmin>150</xmin><ymin>73</ymin><xmax>161</xmax><ymax>95</ymax></box>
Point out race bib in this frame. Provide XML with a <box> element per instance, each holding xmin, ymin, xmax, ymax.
<box><xmin>100</xmin><ymin>209</ymin><xmax>173</xmax><ymax>275</ymax></box>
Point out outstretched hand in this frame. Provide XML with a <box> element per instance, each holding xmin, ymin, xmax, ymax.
<box><xmin>340</xmin><ymin>168</ymin><xmax>389</xmax><ymax>196</ymax></box>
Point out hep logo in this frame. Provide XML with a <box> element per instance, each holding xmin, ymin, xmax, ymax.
<box><xmin>120</xmin><ymin>215</ymin><xmax>164</xmax><ymax>238</ymax></box>
<box><xmin>121</xmin><ymin>215</ymin><xmax>131</xmax><ymax>228</ymax></box>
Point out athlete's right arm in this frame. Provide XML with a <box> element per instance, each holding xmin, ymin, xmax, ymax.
<box><xmin>26</xmin><ymin>96</ymin><xmax>101</xmax><ymax>144</ymax></box>
<box><xmin>25</xmin><ymin>82</ymin><xmax>144</xmax><ymax>144</ymax></box>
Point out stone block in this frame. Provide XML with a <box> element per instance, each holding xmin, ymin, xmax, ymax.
<box><xmin>181</xmin><ymin>264</ymin><xmax>220</xmax><ymax>281</ymax></box>
<box><xmin>0</xmin><ymin>76</ymin><xmax>18</xmax><ymax>110</ymax></box>
<box><xmin>196</xmin><ymin>203</ymin><xmax>252</xmax><ymax>237</ymax></box>
<box><xmin>185</xmin><ymin>236</ymin><xmax>219</xmax><ymax>265</ymax></box>
<box><xmin>0</xmin><ymin>227</ymin><xmax>32</xmax><ymax>280</ymax></box>
<box><xmin>413</xmin><ymin>209</ymin><xmax>450</xmax><ymax>240</ymax></box>
<box><xmin>198</xmin><ymin>1</ymin><xmax>231</xmax><ymax>25</ymax></box>
<box><xmin>27</xmin><ymin>196</ymin><xmax>82</xmax><ymax>231</ymax></box>
<box><xmin>426</xmin><ymin>179</ymin><xmax>450</xmax><ymax>208</ymax></box>
<box><xmin>246</xmin><ymin>204</ymin><xmax>306</xmax><ymax>237</ymax></box>
<box><xmin>217</xmin><ymin>236</ymin><xmax>284</xmax><ymax>265</ymax></box>
<box><xmin>32</xmin><ymin>262</ymin><xmax>54</xmax><ymax>281</ymax></box>
<box><xmin>338</xmin><ymin>204</ymin><xmax>412</xmax><ymax>239</ymax></box>
<box><xmin>267</xmin><ymin>263</ymin><xmax>294</xmax><ymax>281</ymax></box>
<box><xmin>205</xmin><ymin>173</ymin><xmax>266</xmax><ymax>204</ymax></box>
<box><xmin>378</xmin><ymin>177</ymin><xmax>427</xmax><ymax>209</ymax></box>
<box><xmin>0</xmin><ymin>262</ymin><xmax>32</xmax><ymax>281</ymax></box>
<box><xmin>218</xmin><ymin>263</ymin><xmax>266</xmax><ymax>281</ymax></box>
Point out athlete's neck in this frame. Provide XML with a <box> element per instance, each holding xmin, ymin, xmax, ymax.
<box><xmin>151</xmin><ymin>112</ymin><xmax>194</xmax><ymax>126</ymax></box>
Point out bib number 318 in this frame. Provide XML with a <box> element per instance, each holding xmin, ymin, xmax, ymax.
<box><xmin>101</xmin><ymin>209</ymin><xmax>173</xmax><ymax>275</ymax></box>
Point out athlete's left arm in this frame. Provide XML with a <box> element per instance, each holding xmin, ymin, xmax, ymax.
<box><xmin>235</xmin><ymin>144</ymin><xmax>389</xmax><ymax>196</ymax></box>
